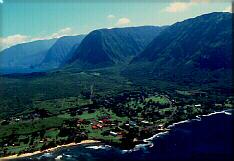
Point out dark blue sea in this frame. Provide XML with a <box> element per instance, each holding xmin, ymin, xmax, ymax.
<box><xmin>15</xmin><ymin>110</ymin><xmax>233</xmax><ymax>161</ymax></box>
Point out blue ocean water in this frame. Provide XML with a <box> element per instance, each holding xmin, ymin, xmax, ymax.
<box><xmin>14</xmin><ymin>111</ymin><xmax>233</xmax><ymax>161</ymax></box>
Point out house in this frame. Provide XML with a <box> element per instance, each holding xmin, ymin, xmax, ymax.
<box><xmin>110</xmin><ymin>131</ymin><xmax>118</xmax><ymax>136</ymax></box>
<box><xmin>194</xmin><ymin>104</ymin><xmax>201</xmax><ymax>107</ymax></box>
<box><xmin>102</xmin><ymin>119</ymin><xmax>111</xmax><ymax>124</ymax></box>
<box><xmin>92</xmin><ymin>125</ymin><xmax>98</xmax><ymax>129</ymax></box>
<box><xmin>15</xmin><ymin>118</ymin><xmax>21</xmax><ymax>122</ymax></box>
<box><xmin>158</xmin><ymin>124</ymin><xmax>164</xmax><ymax>130</ymax></box>
<box><xmin>96</xmin><ymin>124</ymin><xmax>103</xmax><ymax>128</ymax></box>
<box><xmin>141</xmin><ymin>120</ymin><xmax>149</xmax><ymax>124</ymax></box>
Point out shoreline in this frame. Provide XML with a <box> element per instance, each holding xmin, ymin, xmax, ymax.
<box><xmin>0</xmin><ymin>140</ymin><xmax>100</xmax><ymax>161</ymax></box>
<box><xmin>1</xmin><ymin>109</ymin><xmax>232</xmax><ymax>160</ymax></box>
<box><xmin>121</xmin><ymin>109</ymin><xmax>233</xmax><ymax>153</ymax></box>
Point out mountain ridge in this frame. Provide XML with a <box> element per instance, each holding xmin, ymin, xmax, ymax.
<box><xmin>121</xmin><ymin>12</ymin><xmax>232</xmax><ymax>86</ymax></box>
<box><xmin>67</xmin><ymin>26</ymin><xmax>166</xmax><ymax>69</ymax></box>
<box><xmin>40</xmin><ymin>35</ymin><xmax>86</xmax><ymax>69</ymax></box>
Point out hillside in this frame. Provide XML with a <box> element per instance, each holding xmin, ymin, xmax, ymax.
<box><xmin>41</xmin><ymin>35</ymin><xmax>86</xmax><ymax>69</ymax></box>
<box><xmin>0</xmin><ymin>39</ymin><xmax>57</xmax><ymax>74</ymax></box>
<box><xmin>124</xmin><ymin>12</ymin><xmax>232</xmax><ymax>86</ymax></box>
<box><xmin>68</xmin><ymin>26</ymin><xmax>165</xmax><ymax>69</ymax></box>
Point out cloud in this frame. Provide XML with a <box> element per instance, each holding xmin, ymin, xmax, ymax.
<box><xmin>107</xmin><ymin>14</ymin><xmax>115</xmax><ymax>19</ymax></box>
<box><xmin>0</xmin><ymin>27</ymin><xmax>74</xmax><ymax>50</ymax></box>
<box><xmin>0</xmin><ymin>34</ymin><xmax>29</xmax><ymax>49</ymax></box>
<box><xmin>0</xmin><ymin>0</ymin><xmax>3</xmax><ymax>4</ymax></box>
<box><xmin>223</xmin><ymin>6</ymin><xmax>232</xmax><ymax>13</ymax></box>
<box><xmin>50</xmin><ymin>27</ymin><xmax>72</xmax><ymax>38</ymax></box>
<box><xmin>30</xmin><ymin>27</ymin><xmax>73</xmax><ymax>42</ymax></box>
<box><xmin>164</xmin><ymin>0</ymin><xmax>210</xmax><ymax>13</ymax></box>
<box><xmin>191</xmin><ymin>0</ymin><xmax>210</xmax><ymax>2</ymax></box>
<box><xmin>164</xmin><ymin>2</ymin><xmax>194</xmax><ymax>13</ymax></box>
<box><xmin>116</xmin><ymin>17</ymin><xmax>131</xmax><ymax>26</ymax></box>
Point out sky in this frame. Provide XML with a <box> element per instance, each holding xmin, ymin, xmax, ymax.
<box><xmin>0</xmin><ymin>0</ymin><xmax>232</xmax><ymax>49</ymax></box>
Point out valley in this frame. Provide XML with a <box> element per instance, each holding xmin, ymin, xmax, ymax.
<box><xmin>0</xmin><ymin>11</ymin><xmax>233</xmax><ymax>160</ymax></box>
<box><xmin>0</xmin><ymin>68</ymin><xmax>233</xmax><ymax>158</ymax></box>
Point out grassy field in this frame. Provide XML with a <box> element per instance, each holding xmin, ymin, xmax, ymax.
<box><xmin>0</xmin><ymin>116</ymin><xmax>67</xmax><ymax>138</ymax></box>
<box><xmin>145</xmin><ymin>95</ymin><xmax>170</xmax><ymax>105</ymax></box>
<box><xmin>0</xmin><ymin>65</ymin><xmax>233</xmax><ymax>156</ymax></box>
<box><xmin>0</xmin><ymin>64</ymin><xmax>232</xmax><ymax>120</ymax></box>
<box><xmin>0</xmin><ymin>68</ymin><xmax>133</xmax><ymax>119</ymax></box>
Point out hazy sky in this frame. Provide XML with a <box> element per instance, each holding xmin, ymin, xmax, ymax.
<box><xmin>0</xmin><ymin>0</ymin><xmax>232</xmax><ymax>49</ymax></box>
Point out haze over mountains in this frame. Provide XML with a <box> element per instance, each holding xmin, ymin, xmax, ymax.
<box><xmin>0</xmin><ymin>39</ymin><xmax>56</xmax><ymax>73</ymax></box>
<box><xmin>0</xmin><ymin>12</ymin><xmax>232</xmax><ymax>81</ymax></box>
<box><xmin>0</xmin><ymin>35</ymin><xmax>86</xmax><ymax>73</ymax></box>
<box><xmin>0</xmin><ymin>26</ymin><xmax>164</xmax><ymax>74</ymax></box>
<box><xmin>41</xmin><ymin>35</ymin><xmax>86</xmax><ymax>69</ymax></box>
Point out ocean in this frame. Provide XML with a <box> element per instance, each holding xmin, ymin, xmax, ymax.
<box><xmin>14</xmin><ymin>110</ymin><xmax>233</xmax><ymax>161</ymax></box>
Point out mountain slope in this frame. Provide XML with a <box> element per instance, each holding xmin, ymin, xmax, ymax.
<box><xmin>0</xmin><ymin>39</ymin><xmax>56</xmax><ymax>74</ymax></box>
<box><xmin>124</xmin><ymin>12</ymin><xmax>232</xmax><ymax>84</ymax></box>
<box><xmin>41</xmin><ymin>35</ymin><xmax>86</xmax><ymax>69</ymax></box>
<box><xmin>68</xmin><ymin>26</ymin><xmax>165</xmax><ymax>69</ymax></box>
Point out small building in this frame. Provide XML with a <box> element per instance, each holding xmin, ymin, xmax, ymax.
<box><xmin>92</xmin><ymin>125</ymin><xmax>98</xmax><ymax>129</ymax></box>
<box><xmin>194</xmin><ymin>104</ymin><xmax>201</xmax><ymax>107</ymax></box>
<box><xmin>102</xmin><ymin>119</ymin><xmax>111</xmax><ymax>124</ymax></box>
<box><xmin>158</xmin><ymin>124</ymin><xmax>164</xmax><ymax>129</ymax></box>
<box><xmin>96</xmin><ymin>124</ymin><xmax>103</xmax><ymax>128</ymax></box>
<box><xmin>15</xmin><ymin>118</ymin><xmax>21</xmax><ymax>122</ymax></box>
<box><xmin>141</xmin><ymin>120</ymin><xmax>150</xmax><ymax>124</ymax></box>
<box><xmin>110</xmin><ymin>131</ymin><xmax>118</xmax><ymax>136</ymax></box>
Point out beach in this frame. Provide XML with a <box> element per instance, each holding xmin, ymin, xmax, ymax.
<box><xmin>1</xmin><ymin>110</ymin><xmax>232</xmax><ymax>161</ymax></box>
<box><xmin>0</xmin><ymin>140</ymin><xmax>100</xmax><ymax>161</ymax></box>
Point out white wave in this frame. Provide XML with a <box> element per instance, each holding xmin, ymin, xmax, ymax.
<box><xmin>121</xmin><ymin>109</ymin><xmax>233</xmax><ymax>154</ymax></box>
<box><xmin>144</xmin><ymin>131</ymin><xmax>169</xmax><ymax>142</ymax></box>
<box><xmin>201</xmin><ymin>111</ymin><xmax>225</xmax><ymax>117</ymax></box>
<box><xmin>86</xmin><ymin>145</ymin><xmax>112</xmax><ymax>150</ymax></box>
<box><xmin>63</xmin><ymin>154</ymin><xmax>72</xmax><ymax>158</ymax></box>
<box><xmin>122</xmin><ymin>131</ymin><xmax>168</xmax><ymax>153</ymax></box>
<box><xmin>168</xmin><ymin>110</ymin><xmax>233</xmax><ymax>129</ymax></box>
<box><xmin>167</xmin><ymin>120</ymin><xmax>191</xmax><ymax>128</ymax></box>
<box><xmin>37</xmin><ymin>152</ymin><xmax>53</xmax><ymax>159</ymax></box>
<box><xmin>224</xmin><ymin>111</ymin><xmax>232</xmax><ymax>115</ymax></box>
<box><xmin>121</xmin><ymin>150</ymin><xmax>129</xmax><ymax>154</ymax></box>
<box><xmin>55</xmin><ymin>155</ymin><xmax>63</xmax><ymax>160</ymax></box>
<box><xmin>198</xmin><ymin>110</ymin><xmax>233</xmax><ymax>118</ymax></box>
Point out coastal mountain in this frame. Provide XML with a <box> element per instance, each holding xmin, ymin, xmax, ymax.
<box><xmin>124</xmin><ymin>12</ymin><xmax>232</xmax><ymax>84</ymax></box>
<box><xmin>0</xmin><ymin>35</ymin><xmax>85</xmax><ymax>74</ymax></box>
<box><xmin>41</xmin><ymin>35</ymin><xmax>86</xmax><ymax>69</ymax></box>
<box><xmin>67</xmin><ymin>26</ymin><xmax>165</xmax><ymax>69</ymax></box>
<box><xmin>0</xmin><ymin>39</ymin><xmax>56</xmax><ymax>74</ymax></box>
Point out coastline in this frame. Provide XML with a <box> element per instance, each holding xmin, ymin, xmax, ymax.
<box><xmin>0</xmin><ymin>140</ymin><xmax>100</xmax><ymax>161</ymax></box>
<box><xmin>1</xmin><ymin>109</ymin><xmax>232</xmax><ymax>160</ymax></box>
<box><xmin>121</xmin><ymin>109</ymin><xmax>233</xmax><ymax>153</ymax></box>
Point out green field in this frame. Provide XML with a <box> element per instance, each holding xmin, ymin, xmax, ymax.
<box><xmin>145</xmin><ymin>95</ymin><xmax>170</xmax><ymax>105</ymax></box>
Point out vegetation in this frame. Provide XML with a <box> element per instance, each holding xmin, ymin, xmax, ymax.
<box><xmin>0</xmin><ymin>12</ymin><xmax>232</xmax><ymax>158</ymax></box>
<box><xmin>0</xmin><ymin>70</ymin><xmax>233</xmax><ymax>157</ymax></box>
